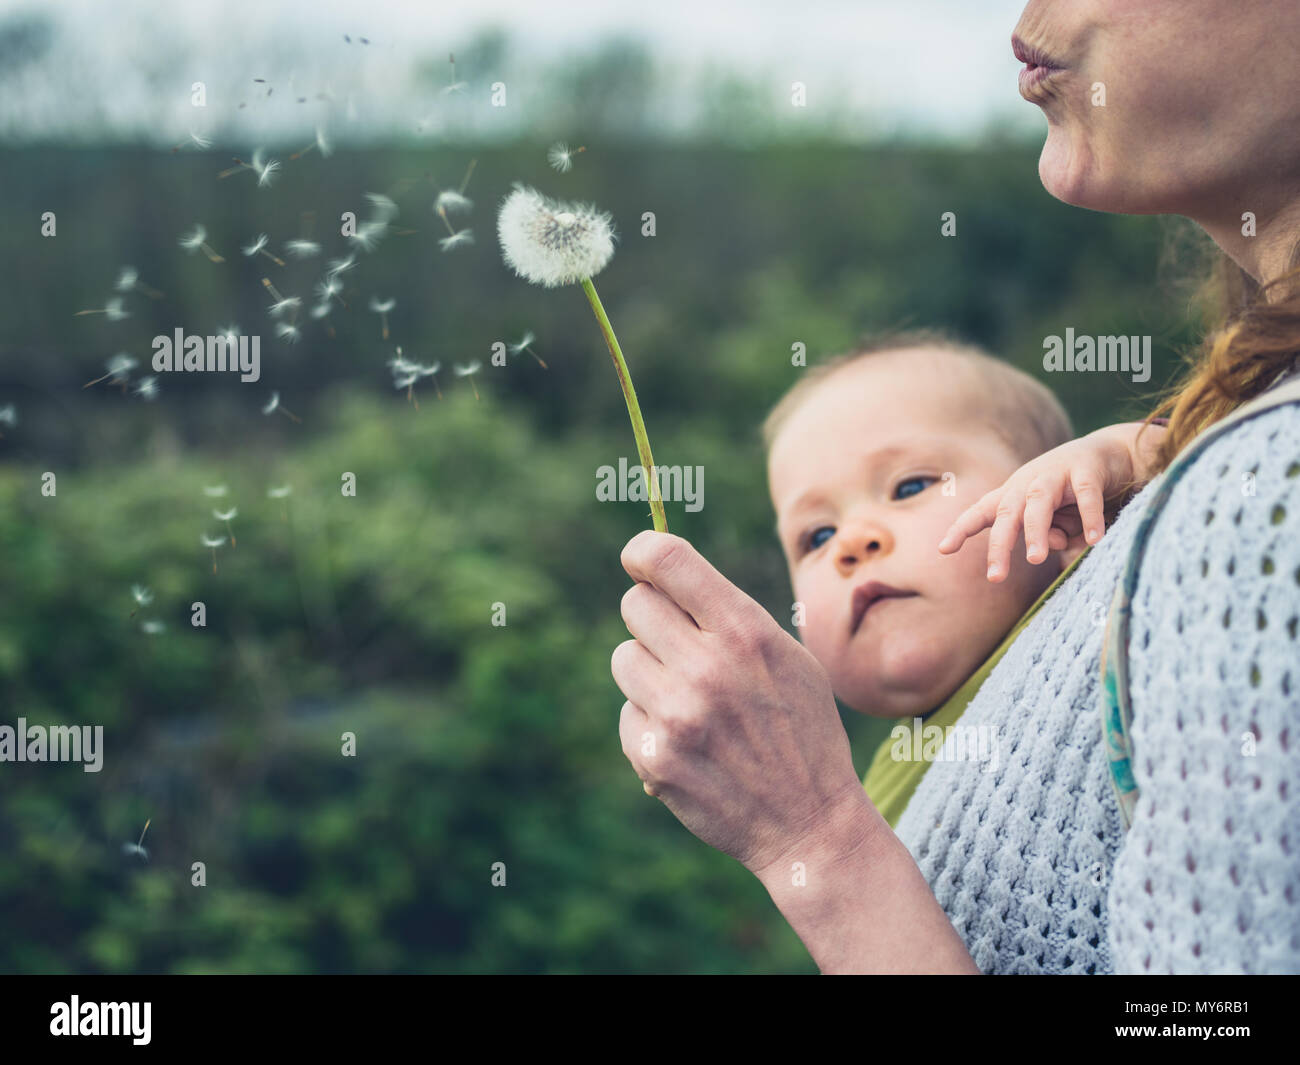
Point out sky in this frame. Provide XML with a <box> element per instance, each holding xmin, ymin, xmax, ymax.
<box><xmin>0</xmin><ymin>0</ymin><xmax>1043</xmax><ymax>145</ymax></box>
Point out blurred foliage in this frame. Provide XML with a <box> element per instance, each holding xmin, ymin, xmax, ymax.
<box><xmin>0</xmin><ymin>138</ymin><xmax>1211</xmax><ymax>973</ymax></box>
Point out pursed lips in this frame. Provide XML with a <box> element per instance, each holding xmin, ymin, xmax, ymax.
<box><xmin>850</xmin><ymin>582</ymin><xmax>919</xmax><ymax>634</ymax></box>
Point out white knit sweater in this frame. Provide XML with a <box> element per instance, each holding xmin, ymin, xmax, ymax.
<box><xmin>893</xmin><ymin>404</ymin><xmax>1300</xmax><ymax>974</ymax></box>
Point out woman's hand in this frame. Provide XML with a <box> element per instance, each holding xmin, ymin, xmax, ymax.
<box><xmin>612</xmin><ymin>530</ymin><xmax>874</xmax><ymax>877</ymax></box>
<box><xmin>937</xmin><ymin>421</ymin><xmax>1166</xmax><ymax>581</ymax></box>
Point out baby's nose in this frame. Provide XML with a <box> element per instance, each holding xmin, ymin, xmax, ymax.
<box><xmin>834</xmin><ymin>523</ymin><xmax>894</xmax><ymax>574</ymax></box>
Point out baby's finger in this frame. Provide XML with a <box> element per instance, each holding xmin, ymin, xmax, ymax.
<box><xmin>985</xmin><ymin>490</ymin><xmax>1027</xmax><ymax>581</ymax></box>
<box><xmin>1070</xmin><ymin>468</ymin><xmax>1107</xmax><ymax>545</ymax></box>
<box><xmin>1021</xmin><ymin>475</ymin><xmax>1062</xmax><ymax>564</ymax></box>
<box><xmin>938</xmin><ymin>494</ymin><xmax>998</xmax><ymax>553</ymax></box>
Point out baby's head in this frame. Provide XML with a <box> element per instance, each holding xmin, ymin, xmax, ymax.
<box><xmin>764</xmin><ymin>329</ymin><xmax>1073</xmax><ymax>718</ymax></box>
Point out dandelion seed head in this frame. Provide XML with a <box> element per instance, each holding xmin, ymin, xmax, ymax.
<box><xmin>497</xmin><ymin>183</ymin><xmax>615</xmax><ymax>288</ymax></box>
<box><xmin>369</xmin><ymin>296</ymin><xmax>396</xmax><ymax>314</ymax></box>
<box><xmin>202</xmin><ymin>484</ymin><xmax>228</xmax><ymax>497</ymax></box>
<box><xmin>201</xmin><ymin>533</ymin><xmax>227</xmax><ymax>548</ymax></box>
<box><xmin>276</xmin><ymin>322</ymin><xmax>301</xmax><ymax>343</ymax></box>
<box><xmin>115</xmin><ymin>266</ymin><xmax>139</xmax><ymax>291</ymax></box>
<box><xmin>310</xmin><ymin>302</ymin><xmax>332</xmax><ymax>319</ymax></box>
<box><xmin>453</xmin><ymin>361</ymin><xmax>481</xmax><ymax>377</ymax></box>
<box><xmin>104</xmin><ymin>297</ymin><xmax>131</xmax><ymax>322</ymax></box>
<box><xmin>393</xmin><ymin>371</ymin><xmax>419</xmax><ymax>390</ymax></box>
<box><xmin>418</xmin><ymin>361</ymin><xmax>440</xmax><ymax>377</ymax></box>
<box><xmin>268</xmin><ymin>296</ymin><xmax>302</xmax><ymax>317</ymax></box>
<box><xmin>242</xmin><ymin>233</ymin><xmax>269</xmax><ymax>257</ymax></box>
<box><xmin>284</xmin><ymin>240</ymin><xmax>321</xmax><ymax>259</ymax></box>
<box><xmin>189</xmin><ymin>130</ymin><xmax>212</xmax><ymax>149</ymax></box>
<box><xmin>219</xmin><ymin>324</ymin><xmax>241</xmax><ymax>343</ymax></box>
<box><xmin>267</xmin><ymin>484</ymin><xmax>293</xmax><ymax>498</ymax></box>
<box><xmin>314</xmin><ymin>126</ymin><xmax>332</xmax><ymax>157</ymax></box>
<box><xmin>0</xmin><ymin>404</ymin><xmax>16</xmax><ymax>428</ymax></box>
<box><xmin>435</xmin><ymin>190</ymin><xmax>473</xmax><ymax>215</ymax></box>
<box><xmin>133</xmin><ymin>375</ymin><xmax>159</xmax><ymax>400</ymax></box>
<box><xmin>439</xmin><ymin>229</ymin><xmax>474</xmax><ymax>252</ymax></box>
<box><xmin>213</xmin><ymin>507</ymin><xmax>238</xmax><ymax>522</ymax></box>
<box><xmin>131</xmin><ymin>584</ymin><xmax>153</xmax><ymax>606</ymax></box>
<box><xmin>140</xmin><ymin>620</ymin><xmax>165</xmax><ymax>637</ymax></box>
<box><xmin>262</xmin><ymin>392</ymin><xmax>281</xmax><ymax>414</ymax></box>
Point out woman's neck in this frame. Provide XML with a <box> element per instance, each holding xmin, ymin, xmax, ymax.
<box><xmin>1195</xmin><ymin>190</ymin><xmax>1300</xmax><ymax>298</ymax></box>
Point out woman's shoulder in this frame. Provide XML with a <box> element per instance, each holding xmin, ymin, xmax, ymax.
<box><xmin>1112</xmin><ymin>400</ymin><xmax>1300</xmax><ymax>973</ymax></box>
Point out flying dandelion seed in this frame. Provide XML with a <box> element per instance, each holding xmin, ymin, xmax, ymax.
<box><xmin>218</xmin><ymin>324</ymin><xmax>241</xmax><ymax>347</ymax></box>
<box><xmin>326</xmin><ymin>254</ymin><xmax>357</xmax><ymax>278</ymax></box>
<box><xmin>114</xmin><ymin>265</ymin><xmax>164</xmax><ymax>300</ymax></box>
<box><xmin>179</xmin><ymin>224</ymin><xmax>225</xmax><ymax>263</ymax></box>
<box><xmin>284</xmin><ymin>240</ymin><xmax>321</xmax><ymax>259</ymax></box>
<box><xmin>508</xmin><ymin>330</ymin><xmax>549</xmax><ymax>369</ymax></box>
<box><xmin>262</xmin><ymin>390</ymin><xmax>302</xmax><ymax>423</ymax></box>
<box><xmin>242</xmin><ymin>233</ymin><xmax>286</xmax><ymax>267</ymax></box>
<box><xmin>314</xmin><ymin>275</ymin><xmax>345</xmax><ymax>305</ymax></box>
<box><xmin>122</xmin><ymin>819</ymin><xmax>152</xmax><ymax>861</ymax></box>
<box><xmin>170</xmin><ymin>130</ymin><xmax>212</xmax><ymax>153</ymax></box>
<box><xmin>442</xmin><ymin>51</ymin><xmax>468</xmax><ymax>95</ymax></box>
<box><xmin>289</xmin><ymin>126</ymin><xmax>332</xmax><ymax>161</ymax></box>
<box><xmin>268</xmin><ymin>295</ymin><xmax>302</xmax><ymax>317</ymax></box>
<box><xmin>251</xmin><ymin>148</ymin><xmax>281</xmax><ymax>188</ymax></box>
<box><xmin>0</xmin><ymin>403</ymin><xmax>16</xmax><ymax>437</ymax></box>
<box><xmin>268</xmin><ymin>482</ymin><xmax>292</xmax><ymax>521</ymax></box>
<box><xmin>128</xmin><ymin>584</ymin><xmax>153</xmax><ymax>619</ymax></box>
<box><xmin>453</xmin><ymin>360</ymin><xmax>482</xmax><ymax>401</ymax></box>
<box><xmin>133</xmin><ymin>375</ymin><xmax>160</xmax><ymax>401</ymax></box>
<box><xmin>435</xmin><ymin>189</ymin><xmax>473</xmax><ymax>217</ymax></box>
<box><xmin>369</xmin><ymin>296</ymin><xmax>396</xmax><ymax>339</ymax></box>
<box><xmin>203</xmin><ymin>485</ymin><xmax>228</xmax><ymax>499</ymax></box>
<box><xmin>364</xmin><ymin>193</ymin><xmax>399</xmax><ymax>223</ymax></box>
<box><xmin>140</xmin><ymin>619</ymin><xmax>166</xmax><ymax>636</ymax></box>
<box><xmin>310</xmin><ymin>301</ymin><xmax>332</xmax><ymax>320</ymax></box>
<box><xmin>547</xmin><ymin>142</ymin><xmax>586</xmax><ymax>173</ymax></box>
<box><xmin>276</xmin><ymin>322</ymin><xmax>302</xmax><ymax>344</ymax></box>
<box><xmin>83</xmin><ymin>353</ymin><xmax>137</xmax><ymax>390</ymax></box>
<box><xmin>497</xmin><ymin>182</ymin><xmax>666</xmax><ymax>532</ymax></box>
<box><xmin>201</xmin><ymin>532</ymin><xmax>227</xmax><ymax>574</ymax></box>
<box><xmin>348</xmin><ymin>220</ymin><xmax>388</xmax><ymax>253</ymax></box>
<box><xmin>213</xmin><ymin>507</ymin><xmax>238</xmax><ymax>547</ymax></box>
<box><xmin>74</xmin><ymin>295</ymin><xmax>131</xmax><ymax>321</ymax></box>
<box><xmin>439</xmin><ymin>229</ymin><xmax>473</xmax><ymax>252</ymax></box>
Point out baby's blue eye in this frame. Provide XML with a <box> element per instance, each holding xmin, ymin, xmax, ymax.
<box><xmin>894</xmin><ymin>476</ymin><xmax>934</xmax><ymax>500</ymax></box>
<box><xmin>807</xmin><ymin>526</ymin><xmax>834</xmax><ymax>551</ymax></box>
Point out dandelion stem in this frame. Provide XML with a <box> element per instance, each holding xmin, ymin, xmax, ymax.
<box><xmin>579</xmin><ymin>277</ymin><xmax>667</xmax><ymax>534</ymax></box>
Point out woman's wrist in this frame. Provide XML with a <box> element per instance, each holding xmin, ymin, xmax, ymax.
<box><xmin>753</xmin><ymin>787</ymin><xmax>980</xmax><ymax>973</ymax></box>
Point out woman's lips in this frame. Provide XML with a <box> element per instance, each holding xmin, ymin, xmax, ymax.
<box><xmin>1018</xmin><ymin>63</ymin><xmax>1063</xmax><ymax>95</ymax></box>
<box><xmin>1012</xmin><ymin>34</ymin><xmax>1065</xmax><ymax>98</ymax></box>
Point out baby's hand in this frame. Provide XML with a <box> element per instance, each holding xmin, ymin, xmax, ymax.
<box><xmin>937</xmin><ymin>421</ymin><xmax>1166</xmax><ymax>582</ymax></box>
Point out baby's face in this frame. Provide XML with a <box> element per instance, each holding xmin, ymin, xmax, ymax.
<box><xmin>768</xmin><ymin>352</ymin><xmax>1061</xmax><ymax>717</ymax></box>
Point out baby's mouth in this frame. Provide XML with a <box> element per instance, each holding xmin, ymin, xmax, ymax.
<box><xmin>850</xmin><ymin>582</ymin><xmax>919</xmax><ymax>634</ymax></box>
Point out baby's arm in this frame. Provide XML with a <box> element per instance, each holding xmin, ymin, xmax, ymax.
<box><xmin>937</xmin><ymin>419</ymin><xmax>1168</xmax><ymax>581</ymax></box>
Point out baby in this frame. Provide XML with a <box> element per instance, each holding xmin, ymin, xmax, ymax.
<box><xmin>763</xmin><ymin>329</ymin><xmax>1162</xmax><ymax>825</ymax></box>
